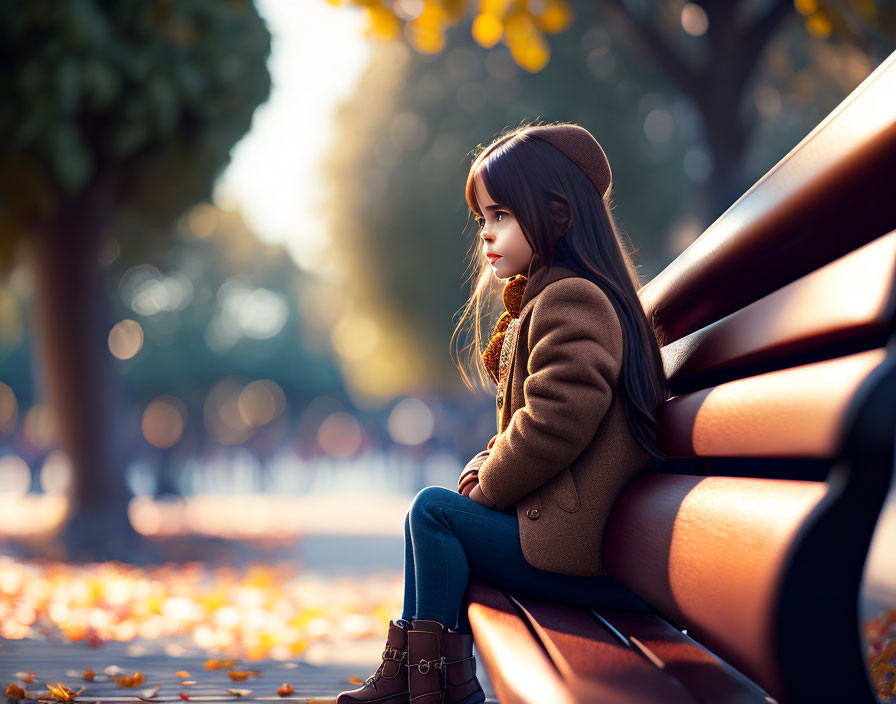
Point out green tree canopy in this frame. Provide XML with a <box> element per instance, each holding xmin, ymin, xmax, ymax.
<box><xmin>0</xmin><ymin>0</ymin><xmax>271</xmax><ymax>268</ymax></box>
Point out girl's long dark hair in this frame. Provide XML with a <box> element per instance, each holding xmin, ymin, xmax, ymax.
<box><xmin>450</xmin><ymin>121</ymin><xmax>670</xmax><ymax>461</ymax></box>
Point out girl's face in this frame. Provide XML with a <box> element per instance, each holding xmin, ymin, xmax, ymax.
<box><xmin>473</xmin><ymin>170</ymin><xmax>533</xmax><ymax>280</ymax></box>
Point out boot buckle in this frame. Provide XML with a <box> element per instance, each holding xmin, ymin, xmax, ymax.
<box><xmin>418</xmin><ymin>659</ymin><xmax>431</xmax><ymax>675</ymax></box>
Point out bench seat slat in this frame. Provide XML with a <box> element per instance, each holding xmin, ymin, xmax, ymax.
<box><xmin>595</xmin><ymin>607</ymin><xmax>774</xmax><ymax>704</ymax></box>
<box><xmin>659</xmin><ymin>347</ymin><xmax>887</xmax><ymax>458</ymax></box>
<box><xmin>510</xmin><ymin>594</ymin><xmax>698</xmax><ymax>704</ymax></box>
<box><xmin>465</xmin><ymin>581</ymin><xmax>578</xmax><ymax>704</ymax></box>
<box><xmin>662</xmin><ymin>229</ymin><xmax>896</xmax><ymax>390</ymax></box>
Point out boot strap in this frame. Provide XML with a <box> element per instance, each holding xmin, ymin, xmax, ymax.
<box><xmin>414</xmin><ymin>654</ymin><xmax>475</xmax><ymax>674</ymax></box>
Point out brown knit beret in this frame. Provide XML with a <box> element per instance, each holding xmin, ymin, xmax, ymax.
<box><xmin>526</xmin><ymin>124</ymin><xmax>613</xmax><ymax>198</ymax></box>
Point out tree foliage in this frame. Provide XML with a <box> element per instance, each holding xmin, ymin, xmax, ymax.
<box><xmin>334</xmin><ymin>0</ymin><xmax>894</xmax><ymax>72</ymax></box>
<box><xmin>0</xmin><ymin>0</ymin><xmax>272</xmax><ymax>268</ymax></box>
<box><xmin>330</xmin><ymin>0</ymin><xmax>894</xmax><ymax>217</ymax></box>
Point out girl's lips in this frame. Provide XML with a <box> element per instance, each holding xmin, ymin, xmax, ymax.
<box><xmin>487</xmin><ymin>254</ymin><xmax>502</xmax><ymax>262</ymax></box>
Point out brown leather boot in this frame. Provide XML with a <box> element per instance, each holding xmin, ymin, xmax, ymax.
<box><xmin>336</xmin><ymin>619</ymin><xmax>411</xmax><ymax>704</ymax></box>
<box><xmin>407</xmin><ymin>620</ymin><xmax>485</xmax><ymax>704</ymax></box>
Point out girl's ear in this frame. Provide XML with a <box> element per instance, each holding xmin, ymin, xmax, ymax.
<box><xmin>547</xmin><ymin>197</ymin><xmax>572</xmax><ymax>238</ymax></box>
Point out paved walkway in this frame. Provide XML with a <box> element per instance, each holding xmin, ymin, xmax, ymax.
<box><xmin>0</xmin><ymin>637</ymin><xmax>497</xmax><ymax>704</ymax></box>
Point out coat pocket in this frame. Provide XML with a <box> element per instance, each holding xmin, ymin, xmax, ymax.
<box><xmin>540</xmin><ymin>465</ymin><xmax>580</xmax><ymax>513</ymax></box>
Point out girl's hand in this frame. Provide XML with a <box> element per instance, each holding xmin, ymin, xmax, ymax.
<box><xmin>459</xmin><ymin>478</ymin><xmax>476</xmax><ymax>497</ymax></box>
<box><xmin>468</xmin><ymin>481</ymin><xmax>496</xmax><ymax>508</ymax></box>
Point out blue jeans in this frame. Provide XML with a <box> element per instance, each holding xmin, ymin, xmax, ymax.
<box><xmin>401</xmin><ymin>486</ymin><xmax>652</xmax><ymax>632</ymax></box>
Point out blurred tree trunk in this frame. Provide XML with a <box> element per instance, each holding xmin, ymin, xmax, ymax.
<box><xmin>31</xmin><ymin>180</ymin><xmax>140</xmax><ymax>560</ymax></box>
<box><xmin>599</xmin><ymin>0</ymin><xmax>794</xmax><ymax>221</ymax></box>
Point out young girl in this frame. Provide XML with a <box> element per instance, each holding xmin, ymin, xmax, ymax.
<box><xmin>337</xmin><ymin>122</ymin><xmax>669</xmax><ymax>704</ymax></box>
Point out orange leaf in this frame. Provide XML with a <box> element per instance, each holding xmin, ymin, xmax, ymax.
<box><xmin>6</xmin><ymin>684</ymin><xmax>25</xmax><ymax>700</ymax></box>
<box><xmin>277</xmin><ymin>683</ymin><xmax>294</xmax><ymax>697</ymax></box>
<box><xmin>82</xmin><ymin>670</ymin><xmax>95</xmax><ymax>682</ymax></box>
<box><xmin>46</xmin><ymin>682</ymin><xmax>77</xmax><ymax>701</ymax></box>
<box><xmin>114</xmin><ymin>672</ymin><xmax>145</xmax><ymax>688</ymax></box>
<box><xmin>347</xmin><ymin>675</ymin><xmax>364</xmax><ymax>685</ymax></box>
<box><xmin>175</xmin><ymin>671</ymin><xmax>190</xmax><ymax>678</ymax></box>
<box><xmin>204</xmin><ymin>659</ymin><xmax>238</xmax><ymax>671</ymax></box>
<box><xmin>179</xmin><ymin>693</ymin><xmax>190</xmax><ymax>701</ymax></box>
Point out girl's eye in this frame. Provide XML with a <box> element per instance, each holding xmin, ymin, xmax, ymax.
<box><xmin>495</xmin><ymin>211</ymin><xmax>506</xmax><ymax>222</ymax></box>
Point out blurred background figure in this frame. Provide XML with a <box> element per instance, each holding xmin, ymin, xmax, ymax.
<box><xmin>0</xmin><ymin>0</ymin><xmax>893</xmax><ymax>669</ymax></box>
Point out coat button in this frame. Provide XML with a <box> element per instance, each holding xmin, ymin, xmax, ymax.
<box><xmin>526</xmin><ymin>508</ymin><xmax>540</xmax><ymax>520</ymax></box>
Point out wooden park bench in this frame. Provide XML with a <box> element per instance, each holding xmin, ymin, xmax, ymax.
<box><xmin>464</xmin><ymin>49</ymin><xmax>896</xmax><ymax>704</ymax></box>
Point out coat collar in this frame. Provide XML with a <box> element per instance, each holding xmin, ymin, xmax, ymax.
<box><xmin>515</xmin><ymin>262</ymin><xmax>582</xmax><ymax>317</ymax></box>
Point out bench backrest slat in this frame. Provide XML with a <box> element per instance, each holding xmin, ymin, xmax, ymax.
<box><xmin>659</xmin><ymin>347</ymin><xmax>888</xmax><ymax>459</ymax></box>
<box><xmin>607</xmin><ymin>49</ymin><xmax>896</xmax><ymax>704</ymax></box>
<box><xmin>662</xmin><ymin>229</ymin><xmax>896</xmax><ymax>393</ymax></box>
<box><xmin>638</xmin><ymin>51</ymin><xmax>896</xmax><ymax>345</ymax></box>
<box><xmin>604</xmin><ymin>474</ymin><xmax>828</xmax><ymax>697</ymax></box>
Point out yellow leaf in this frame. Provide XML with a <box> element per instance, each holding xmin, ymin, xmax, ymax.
<box><xmin>365</xmin><ymin>6</ymin><xmax>401</xmax><ymax>40</ymax></box>
<box><xmin>505</xmin><ymin>14</ymin><xmax>550</xmax><ymax>73</ymax></box>
<box><xmin>347</xmin><ymin>675</ymin><xmax>364</xmax><ymax>685</ymax></box>
<box><xmin>410</xmin><ymin>27</ymin><xmax>446</xmax><ymax>53</ymax></box>
<box><xmin>480</xmin><ymin>0</ymin><xmax>513</xmax><ymax>17</ymax></box>
<box><xmin>46</xmin><ymin>682</ymin><xmax>77</xmax><ymax>701</ymax></box>
<box><xmin>534</xmin><ymin>0</ymin><xmax>573</xmax><ymax>34</ymax></box>
<box><xmin>805</xmin><ymin>11</ymin><xmax>831</xmax><ymax>38</ymax></box>
<box><xmin>472</xmin><ymin>13</ymin><xmax>503</xmax><ymax>47</ymax></box>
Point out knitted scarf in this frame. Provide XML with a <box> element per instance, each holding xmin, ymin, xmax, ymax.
<box><xmin>482</xmin><ymin>274</ymin><xmax>528</xmax><ymax>384</ymax></box>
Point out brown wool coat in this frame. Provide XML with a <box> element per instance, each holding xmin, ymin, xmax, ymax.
<box><xmin>470</xmin><ymin>263</ymin><xmax>652</xmax><ymax>577</ymax></box>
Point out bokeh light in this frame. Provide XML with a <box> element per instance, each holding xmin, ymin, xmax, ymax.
<box><xmin>317</xmin><ymin>412</ymin><xmax>363</xmax><ymax>458</ymax></box>
<box><xmin>644</xmin><ymin>108</ymin><xmax>676</xmax><ymax>142</ymax></box>
<box><xmin>142</xmin><ymin>396</ymin><xmax>188</xmax><ymax>449</ymax></box>
<box><xmin>108</xmin><ymin>319</ymin><xmax>145</xmax><ymax>360</ymax></box>
<box><xmin>0</xmin><ymin>381</ymin><xmax>18</xmax><ymax>434</ymax></box>
<box><xmin>23</xmin><ymin>403</ymin><xmax>57</xmax><ymax>450</ymax></box>
<box><xmin>331</xmin><ymin>312</ymin><xmax>380</xmax><ymax>361</ymax></box>
<box><xmin>681</xmin><ymin>3</ymin><xmax>709</xmax><ymax>37</ymax></box>
<box><xmin>0</xmin><ymin>455</ymin><xmax>30</xmax><ymax>495</ymax></box>
<box><xmin>187</xmin><ymin>202</ymin><xmax>220</xmax><ymax>238</ymax></box>
<box><xmin>39</xmin><ymin>450</ymin><xmax>72</xmax><ymax>494</ymax></box>
<box><xmin>387</xmin><ymin>397</ymin><xmax>434</xmax><ymax>446</ymax></box>
<box><xmin>204</xmin><ymin>377</ymin><xmax>255</xmax><ymax>445</ymax></box>
<box><xmin>206</xmin><ymin>278</ymin><xmax>289</xmax><ymax>352</ymax></box>
<box><xmin>238</xmin><ymin>379</ymin><xmax>286</xmax><ymax>428</ymax></box>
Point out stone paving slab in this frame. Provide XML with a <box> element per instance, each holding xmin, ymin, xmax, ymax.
<box><xmin>0</xmin><ymin>638</ymin><xmax>497</xmax><ymax>704</ymax></box>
